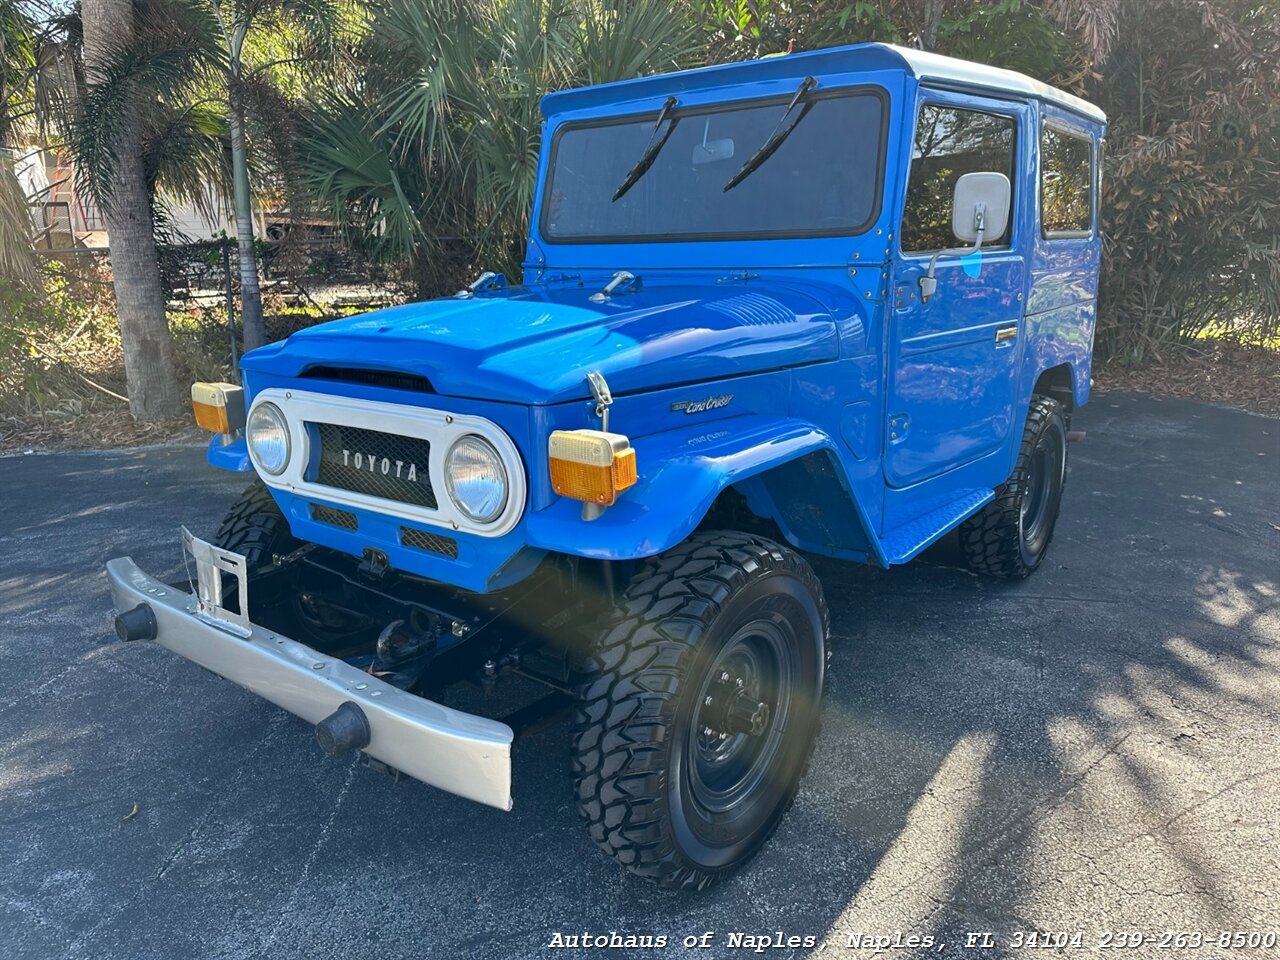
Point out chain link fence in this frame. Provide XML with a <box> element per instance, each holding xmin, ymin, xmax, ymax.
<box><xmin>2</xmin><ymin>236</ymin><xmax>416</xmax><ymax>445</ymax></box>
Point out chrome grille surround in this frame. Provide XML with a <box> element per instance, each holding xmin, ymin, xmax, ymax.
<box><xmin>247</xmin><ymin>388</ymin><xmax>526</xmax><ymax>538</ymax></box>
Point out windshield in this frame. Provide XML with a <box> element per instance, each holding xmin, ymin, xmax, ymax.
<box><xmin>540</xmin><ymin>90</ymin><xmax>886</xmax><ymax>243</ymax></box>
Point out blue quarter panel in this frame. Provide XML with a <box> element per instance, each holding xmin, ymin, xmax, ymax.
<box><xmin>1022</xmin><ymin>102</ymin><xmax>1103</xmax><ymax>411</ymax></box>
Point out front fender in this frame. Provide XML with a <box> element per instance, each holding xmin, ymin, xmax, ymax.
<box><xmin>207</xmin><ymin>434</ymin><xmax>252</xmax><ymax>472</ymax></box>
<box><xmin>523</xmin><ymin>415</ymin><xmax>835</xmax><ymax>560</ymax></box>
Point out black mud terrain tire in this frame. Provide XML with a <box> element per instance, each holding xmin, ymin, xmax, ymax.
<box><xmin>960</xmin><ymin>395</ymin><xmax>1067</xmax><ymax>579</ymax></box>
<box><xmin>213</xmin><ymin>479</ymin><xmax>298</xmax><ymax>568</ymax></box>
<box><xmin>571</xmin><ymin>531</ymin><xmax>830</xmax><ymax>890</ymax></box>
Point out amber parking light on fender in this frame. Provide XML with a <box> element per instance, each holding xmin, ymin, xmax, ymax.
<box><xmin>548</xmin><ymin>429</ymin><xmax>638</xmax><ymax>521</ymax></box>
<box><xmin>191</xmin><ymin>382</ymin><xmax>246</xmax><ymax>438</ymax></box>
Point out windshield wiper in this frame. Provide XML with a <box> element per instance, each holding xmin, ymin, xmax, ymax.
<box><xmin>611</xmin><ymin>96</ymin><xmax>679</xmax><ymax>202</ymax></box>
<box><xmin>723</xmin><ymin>76</ymin><xmax>818</xmax><ymax>193</ymax></box>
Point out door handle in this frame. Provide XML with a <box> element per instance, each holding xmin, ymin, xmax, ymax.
<box><xmin>995</xmin><ymin>325</ymin><xmax>1018</xmax><ymax>344</ymax></box>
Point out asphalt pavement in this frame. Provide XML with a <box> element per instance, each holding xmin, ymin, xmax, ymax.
<box><xmin>1</xmin><ymin>393</ymin><xmax>1277</xmax><ymax>959</ymax></box>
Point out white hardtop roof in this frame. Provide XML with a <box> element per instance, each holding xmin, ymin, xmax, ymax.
<box><xmin>542</xmin><ymin>42</ymin><xmax>1106</xmax><ymax>126</ymax></box>
<box><xmin>884</xmin><ymin>44</ymin><xmax>1105</xmax><ymax>123</ymax></box>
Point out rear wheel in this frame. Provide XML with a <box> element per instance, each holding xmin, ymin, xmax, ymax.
<box><xmin>571</xmin><ymin>531</ymin><xmax>829</xmax><ymax>890</ymax></box>
<box><xmin>960</xmin><ymin>395</ymin><xmax>1067</xmax><ymax>579</ymax></box>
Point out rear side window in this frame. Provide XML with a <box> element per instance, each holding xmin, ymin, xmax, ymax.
<box><xmin>1040</xmin><ymin>123</ymin><xmax>1094</xmax><ymax>237</ymax></box>
<box><xmin>901</xmin><ymin>104</ymin><xmax>1016</xmax><ymax>252</ymax></box>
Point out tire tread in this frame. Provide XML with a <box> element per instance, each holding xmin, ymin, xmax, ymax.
<box><xmin>959</xmin><ymin>395</ymin><xmax>1065</xmax><ymax>579</ymax></box>
<box><xmin>570</xmin><ymin>531</ymin><xmax>830</xmax><ymax>891</ymax></box>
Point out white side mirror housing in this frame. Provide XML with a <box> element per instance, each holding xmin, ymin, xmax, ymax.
<box><xmin>952</xmin><ymin>171</ymin><xmax>1011</xmax><ymax>243</ymax></box>
<box><xmin>918</xmin><ymin>171</ymin><xmax>1013</xmax><ymax>304</ymax></box>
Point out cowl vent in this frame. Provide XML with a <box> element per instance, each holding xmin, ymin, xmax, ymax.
<box><xmin>301</xmin><ymin>366</ymin><xmax>435</xmax><ymax>394</ymax></box>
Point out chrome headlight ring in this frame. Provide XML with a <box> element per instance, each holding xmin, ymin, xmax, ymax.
<box><xmin>444</xmin><ymin>435</ymin><xmax>509</xmax><ymax>524</ymax></box>
<box><xmin>246</xmin><ymin>401</ymin><xmax>291</xmax><ymax>476</ymax></box>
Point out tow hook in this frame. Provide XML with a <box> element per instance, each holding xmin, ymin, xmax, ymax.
<box><xmin>1067</xmin><ymin>430</ymin><xmax>1086</xmax><ymax>443</ymax></box>
<box><xmin>315</xmin><ymin>701</ymin><xmax>371</xmax><ymax>757</ymax></box>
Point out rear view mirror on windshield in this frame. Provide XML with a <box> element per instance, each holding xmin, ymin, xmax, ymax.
<box><xmin>692</xmin><ymin>138</ymin><xmax>735</xmax><ymax>165</ymax></box>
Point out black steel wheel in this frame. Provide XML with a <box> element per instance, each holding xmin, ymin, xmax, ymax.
<box><xmin>960</xmin><ymin>395</ymin><xmax>1068</xmax><ymax>578</ymax></box>
<box><xmin>571</xmin><ymin>531</ymin><xmax>829</xmax><ymax>890</ymax></box>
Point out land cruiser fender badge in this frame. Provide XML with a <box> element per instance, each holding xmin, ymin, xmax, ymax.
<box><xmin>671</xmin><ymin>394</ymin><xmax>734</xmax><ymax>415</ymax></box>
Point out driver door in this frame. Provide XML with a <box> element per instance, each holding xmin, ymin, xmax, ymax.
<box><xmin>885</xmin><ymin>93</ymin><xmax>1028</xmax><ymax>488</ymax></box>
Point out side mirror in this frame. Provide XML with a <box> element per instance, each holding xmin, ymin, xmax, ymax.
<box><xmin>952</xmin><ymin>171</ymin><xmax>1010</xmax><ymax>243</ymax></box>
<box><xmin>919</xmin><ymin>171</ymin><xmax>1012</xmax><ymax>303</ymax></box>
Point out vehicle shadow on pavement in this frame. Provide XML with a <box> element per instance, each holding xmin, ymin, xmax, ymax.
<box><xmin>0</xmin><ymin>394</ymin><xmax>1276</xmax><ymax>959</ymax></box>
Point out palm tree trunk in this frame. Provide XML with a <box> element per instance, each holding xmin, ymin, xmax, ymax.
<box><xmin>920</xmin><ymin>0</ymin><xmax>943</xmax><ymax>50</ymax></box>
<box><xmin>228</xmin><ymin>63</ymin><xmax>265</xmax><ymax>352</ymax></box>
<box><xmin>80</xmin><ymin>0</ymin><xmax>183</xmax><ymax>420</ymax></box>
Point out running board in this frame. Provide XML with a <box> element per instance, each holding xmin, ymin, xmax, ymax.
<box><xmin>880</xmin><ymin>489</ymin><xmax>994</xmax><ymax>565</ymax></box>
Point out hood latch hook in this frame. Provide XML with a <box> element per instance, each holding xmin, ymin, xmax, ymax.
<box><xmin>586</xmin><ymin>371</ymin><xmax>613</xmax><ymax>432</ymax></box>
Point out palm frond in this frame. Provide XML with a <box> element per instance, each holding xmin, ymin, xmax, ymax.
<box><xmin>0</xmin><ymin>156</ymin><xmax>38</xmax><ymax>290</ymax></box>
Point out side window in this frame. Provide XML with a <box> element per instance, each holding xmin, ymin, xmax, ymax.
<box><xmin>1040</xmin><ymin>123</ymin><xmax>1094</xmax><ymax>237</ymax></box>
<box><xmin>901</xmin><ymin>104</ymin><xmax>1016</xmax><ymax>253</ymax></box>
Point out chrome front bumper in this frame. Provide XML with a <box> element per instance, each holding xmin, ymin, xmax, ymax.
<box><xmin>104</xmin><ymin>536</ymin><xmax>514</xmax><ymax>811</ymax></box>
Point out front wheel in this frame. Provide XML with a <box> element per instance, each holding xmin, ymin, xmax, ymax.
<box><xmin>571</xmin><ymin>532</ymin><xmax>829</xmax><ymax>890</ymax></box>
<box><xmin>960</xmin><ymin>395</ymin><xmax>1068</xmax><ymax>579</ymax></box>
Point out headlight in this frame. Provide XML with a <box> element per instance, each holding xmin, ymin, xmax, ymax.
<box><xmin>246</xmin><ymin>402</ymin><xmax>291</xmax><ymax>476</ymax></box>
<box><xmin>445</xmin><ymin>435</ymin><xmax>508</xmax><ymax>523</ymax></box>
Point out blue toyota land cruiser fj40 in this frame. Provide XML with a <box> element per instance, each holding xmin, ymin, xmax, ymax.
<box><xmin>108</xmin><ymin>42</ymin><xmax>1105</xmax><ymax>890</ymax></box>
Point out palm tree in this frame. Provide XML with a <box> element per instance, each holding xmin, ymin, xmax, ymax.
<box><xmin>74</xmin><ymin>0</ymin><xmax>342</xmax><ymax>352</ymax></box>
<box><xmin>204</xmin><ymin>0</ymin><xmax>341</xmax><ymax>350</ymax></box>
<box><xmin>302</xmin><ymin>0</ymin><xmax>700</xmax><ymax>292</ymax></box>
<box><xmin>80</xmin><ymin>0</ymin><xmax>183</xmax><ymax>418</ymax></box>
<box><xmin>1</xmin><ymin>0</ymin><xmax>40</xmax><ymax>291</ymax></box>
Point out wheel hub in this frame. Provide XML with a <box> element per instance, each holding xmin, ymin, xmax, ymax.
<box><xmin>700</xmin><ymin>671</ymin><xmax>771</xmax><ymax>739</ymax></box>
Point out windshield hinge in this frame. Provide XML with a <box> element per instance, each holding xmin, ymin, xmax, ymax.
<box><xmin>455</xmin><ymin>271</ymin><xmax>508</xmax><ymax>299</ymax></box>
<box><xmin>589</xmin><ymin>270</ymin><xmax>639</xmax><ymax>303</ymax></box>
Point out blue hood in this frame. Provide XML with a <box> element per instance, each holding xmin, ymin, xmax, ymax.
<box><xmin>240</xmin><ymin>282</ymin><xmax>844</xmax><ymax>405</ymax></box>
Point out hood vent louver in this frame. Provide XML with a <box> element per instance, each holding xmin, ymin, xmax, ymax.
<box><xmin>300</xmin><ymin>365</ymin><xmax>435</xmax><ymax>394</ymax></box>
<box><xmin>704</xmin><ymin>293</ymin><xmax>794</xmax><ymax>327</ymax></box>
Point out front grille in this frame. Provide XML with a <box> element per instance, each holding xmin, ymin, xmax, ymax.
<box><xmin>313</xmin><ymin>422</ymin><xmax>437</xmax><ymax>508</ymax></box>
<box><xmin>400</xmin><ymin>526</ymin><xmax>459</xmax><ymax>559</ymax></box>
<box><xmin>301</xmin><ymin>365</ymin><xmax>435</xmax><ymax>394</ymax></box>
<box><xmin>310</xmin><ymin>503</ymin><xmax>358</xmax><ymax>530</ymax></box>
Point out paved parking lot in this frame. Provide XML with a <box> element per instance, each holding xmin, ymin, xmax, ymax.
<box><xmin>2</xmin><ymin>393</ymin><xmax>1277</xmax><ymax>959</ymax></box>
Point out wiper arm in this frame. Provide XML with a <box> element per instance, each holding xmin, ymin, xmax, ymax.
<box><xmin>723</xmin><ymin>76</ymin><xmax>817</xmax><ymax>193</ymax></box>
<box><xmin>611</xmin><ymin>96</ymin><xmax>679</xmax><ymax>203</ymax></box>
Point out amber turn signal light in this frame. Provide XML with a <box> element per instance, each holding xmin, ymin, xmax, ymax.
<box><xmin>191</xmin><ymin>382</ymin><xmax>246</xmax><ymax>436</ymax></box>
<box><xmin>548</xmin><ymin>429</ymin><xmax>637</xmax><ymax>508</ymax></box>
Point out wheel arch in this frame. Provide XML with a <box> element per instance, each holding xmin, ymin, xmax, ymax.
<box><xmin>523</xmin><ymin>415</ymin><xmax>884</xmax><ymax>565</ymax></box>
<box><xmin>1031</xmin><ymin>362</ymin><xmax>1077</xmax><ymax>414</ymax></box>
